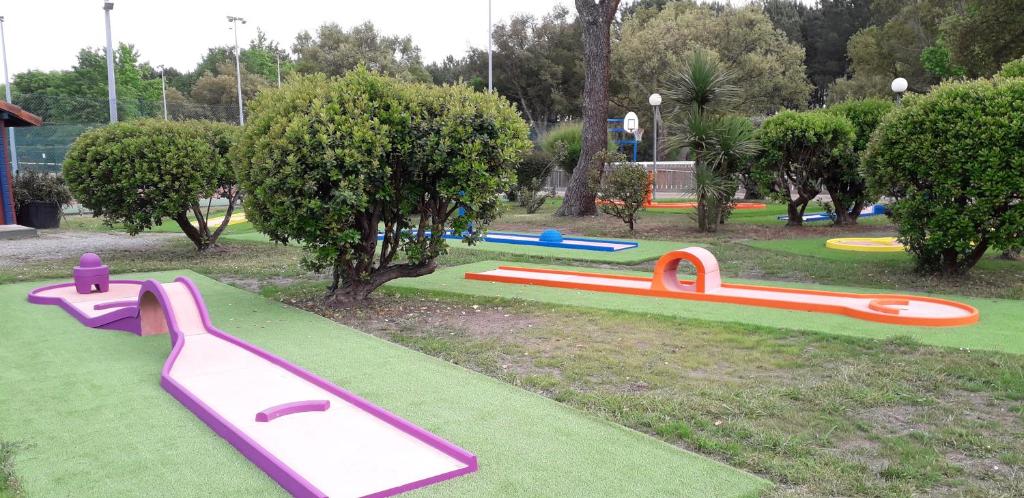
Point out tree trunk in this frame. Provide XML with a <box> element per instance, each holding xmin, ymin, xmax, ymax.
<box><xmin>173</xmin><ymin>211</ymin><xmax>212</xmax><ymax>251</ymax></box>
<box><xmin>326</xmin><ymin>260</ymin><xmax>438</xmax><ymax>305</ymax></box>
<box><xmin>557</xmin><ymin>0</ymin><xmax>620</xmax><ymax>217</ymax></box>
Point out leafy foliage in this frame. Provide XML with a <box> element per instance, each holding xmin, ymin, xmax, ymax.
<box><xmin>822</xmin><ymin>98</ymin><xmax>893</xmax><ymax>224</ymax></box>
<box><xmin>539</xmin><ymin>122</ymin><xmax>583</xmax><ymax>174</ymax></box>
<box><xmin>997</xmin><ymin>57</ymin><xmax>1024</xmax><ymax>79</ymax></box>
<box><xmin>516</xmin><ymin>148</ymin><xmax>562</xmax><ymax>214</ymax></box>
<box><xmin>63</xmin><ymin>120</ymin><xmax>241</xmax><ymax>250</ymax></box>
<box><xmin>753</xmin><ymin>110</ymin><xmax>855</xmax><ymax>226</ymax></box>
<box><xmin>13</xmin><ymin>171</ymin><xmax>73</xmax><ymax>209</ymax></box>
<box><xmin>234</xmin><ymin>70</ymin><xmax>531</xmax><ymax>302</ymax></box>
<box><xmin>666</xmin><ymin>50</ymin><xmax>759</xmax><ymax>232</ymax></box>
<box><xmin>863</xmin><ymin>78</ymin><xmax>1024</xmax><ymax>274</ymax></box>
<box><xmin>594</xmin><ymin>154</ymin><xmax>649</xmax><ymax>231</ymax></box>
<box><xmin>293</xmin><ymin>22</ymin><xmax>431</xmax><ymax>82</ymax></box>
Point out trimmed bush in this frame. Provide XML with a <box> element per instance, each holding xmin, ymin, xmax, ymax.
<box><xmin>595</xmin><ymin>158</ymin><xmax>649</xmax><ymax>231</ymax></box>
<box><xmin>753</xmin><ymin>111</ymin><xmax>856</xmax><ymax>226</ymax></box>
<box><xmin>63</xmin><ymin>119</ymin><xmax>241</xmax><ymax>250</ymax></box>
<box><xmin>235</xmin><ymin>70</ymin><xmax>530</xmax><ymax>302</ymax></box>
<box><xmin>863</xmin><ymin>78</ymin><xmax>1024</xmax><ymax>274</ymax></box>
<box><xmin>539</xmin><ymin>121</ymin><xmax>583</xmax><ymax>174</ymax></box>
<box><xmin>516</xmin><ymin>147</ymin><xmax>561</xmax><ymax>214</ymax></box>
<box><xmin>997</xmin><ymin>57</ymin><xmax>1024</xmax><ymax>79</ymax></box>
<box><xmin>824</xmin><ymin>98</ymin><xmax>894</xmax><ymax>224</ymax></box>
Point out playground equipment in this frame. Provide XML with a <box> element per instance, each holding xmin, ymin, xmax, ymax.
<box><xmin>28</xmin><ymin>254</ymin><xmax>477</xmax><ymax>498</ymax></box>
<box><xmin>380</xmin><ymin>229</ymin><xmax>638</xmax><ymax>252</ymax></box>
<box><xmin>779</xmin><ymin>204</ymin><xmax>886</xmax><ymax>223</ymax></box>
<box><xmin>826</xmin><ymin>237</ymin><xmax>905</xmax><ymax>253</ymax></box>
<box><xmin>465</xmin><ymin>247</ymin><xmax>977</xmax><ymax>327</ymax></box>
<box><xmin>599</xmin><ymin>171</ymin><xmax>766</xmax><ymax>210</ymax></box>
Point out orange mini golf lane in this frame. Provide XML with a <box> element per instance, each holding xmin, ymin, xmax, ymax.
<box><xmin>465</xmin><ymin>247</ymin><xmax>979</xmax><ymax>327</ymax></box>
<box><xmin>596</xmin><ymin>172</ymin><xmax>766</xmax><ymax>209</ymax></box>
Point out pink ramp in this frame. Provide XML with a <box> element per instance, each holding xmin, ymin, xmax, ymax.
<box><xmin>29</xmin><ymin>275</ymin><xmax>476</xmax><ymax>497</ymax></box>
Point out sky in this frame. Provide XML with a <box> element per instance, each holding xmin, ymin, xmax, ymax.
<box><xmin>1</xmin><ymin>0</ymin><xmax>584</xmax><ymax>78</ymax></box>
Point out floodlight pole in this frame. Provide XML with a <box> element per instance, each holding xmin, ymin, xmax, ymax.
<box><xmin>158</xmin><ymin>65</ymin><xmax>168</xmax><ymax>120</ymax></box>
<box><xmin>487</xmin><ymin>0</ymin><xmax>493</xmax><ymax>92</ymax></box>
<box><xmin>0</xmin><ymin>16</ymin><xmax>19</xmax><ymax>173</ymax></box>
<box><xmin>103</xmin><ymin>2</ymin><xmax>118</xmax><ymax>123</ymax></box>
<box><xmin>228</xmin><ymin>16</ymin><xmax>246</xmax><ymax>125</ymax></box>
<box><xmin>276</xmin><ymin>52</ymin><xmax>281</xmax><ymax>88</ymax></box>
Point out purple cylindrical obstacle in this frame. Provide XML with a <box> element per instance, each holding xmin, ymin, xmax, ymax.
<box><xmin>73</xmin><ymin>253</ymin><xmax>110</xmax><ymax>294</ymax></box>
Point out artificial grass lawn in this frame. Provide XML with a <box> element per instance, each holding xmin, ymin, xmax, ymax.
<box><xmin>223</xmin><ymin>224</ymin><xmax>693</xmax><ymax>264</ymax></box>
<box><xmin>0</xmin><ymin>273</ymin><xmax>767</xmax><ymax>497</ymax></box>
<box><xmin>745</xmin><ymin>237</ymin><xmax>1021</xmax><ymax>271</ymax></box>
<box><xmin>386</xmin><ymin>261</ymin><xmax>1024</xmax><ymax>355</ymax></box>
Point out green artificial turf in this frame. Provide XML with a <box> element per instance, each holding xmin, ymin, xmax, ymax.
<box><xmin>745</xmin><ymin>237</ymin><xmax>1019</xmax><ymax>271</ymax></box>
<box><xmin>385</xmin><ymin>261</ymin><xmax>1024</xmax><ymax>355</ymax></box>
<box><xmin>223</xmin><ymin>225</ymin><xmax>692</xmax><ymax>264</ymax></box>
<box><xmin>0</xmin><ymin>273</ymin><xmax>767</xmax><ymax>497</ymax></box>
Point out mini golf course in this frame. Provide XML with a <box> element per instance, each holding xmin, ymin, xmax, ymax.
<box><xmin>0</xmin><ymin>271</ymin><xmax>768</xmax><ymax>497</ymax></box>
<box><xmin>387</xmin><ymin>261</ymin><xmax>1024</xmax><ymax>355</ymax></box>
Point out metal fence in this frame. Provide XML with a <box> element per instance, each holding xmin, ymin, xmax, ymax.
<box><xmin>544</xmin><ymin>161</ymin><xmax>698</xmax><ymax>196</ymax></box>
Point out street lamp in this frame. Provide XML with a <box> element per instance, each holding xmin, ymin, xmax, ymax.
<box><xmin>0</xmin><ymin>15</ymin><xmax>20</xmax><ymax>173</ymax></box>
<box><xmin>157</xmin><ymin>65</ymin><xmax>168</xmax><ymax>120</ymax></box>
<box><xmin>227</xmin><ymin>15</ymin><xmax>246</xmax><ymax>125</ymax></box>
<box><xmin>648</xmin><ymin>93</ymin><xmax>662</xmax><ymax>201</ymax></box>
<box><xmin>891</xmin><ymin>77</ymin><xmax>908</xmax><ymax>103</ymax></box>
<box><xmin>276</xmin><ymin>52</ymin><xmax>281</xmax><ymax>88</ymax></box>
<box><xmin>103</xmin><ymin>2</ymin><xmax>117</xmax><ymax>123</ymax></box>
<box><xmin>487</xmin><ymin>0</ymin><xmax>493</xmax><ymax>92</ymax></box>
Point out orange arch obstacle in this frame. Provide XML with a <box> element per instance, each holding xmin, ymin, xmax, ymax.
<box><xmin>465</xmin><ymin>248</ymin><xmax>979</xmax><ymax>327</ymax></box>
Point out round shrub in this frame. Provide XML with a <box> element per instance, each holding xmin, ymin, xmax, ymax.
<box><xmin>596</xmin><ymin>160</ymin><xmax>650</xmax><ymax>231</ymax></box>
<box><xmin>235</xmin><ymin>69</ymin><xmax>530</xmax><ymax>302</ymax></box>
<box><xmin>753</xmin><ymin>110</ymin><xmax>856</xmax><ymax>226</ymax></box>
<box><xmin>540</xmin><ymin>121</ymin><xmax>583</xmax><ymax>174</ymax></box>
<box><xmin>997</xmin><ymin>57</ymin><xmax>1024</xmax><ymax>79</ymax></box>
<box><xmin>63</xmin><ymin>119</ymin><xmax>241</xmax><ymax>250</ymax></box>
<box><xmin>863</xmin><ymin>78</ymin><xmax>1024</xmax><ymax>274</ymax></box>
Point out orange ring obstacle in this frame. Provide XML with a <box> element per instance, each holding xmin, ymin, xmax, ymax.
<box><xmin>465</xmin><ymin>248</ymin><xmax>979</xmax><ymax>327</ymax></box>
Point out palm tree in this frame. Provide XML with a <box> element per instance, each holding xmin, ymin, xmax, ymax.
<box><xmin>666</xmin><ymin>49</ymin><xmax>758</xmax><ymax>232</ymax></box>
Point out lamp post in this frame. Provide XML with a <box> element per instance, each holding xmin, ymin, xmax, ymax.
<box><xmin>487</xmin><ymin>0</ymin><xmax>493</xmax><ymax>92</ymax></box>
<box><xmin>227</xmin><ymin>15</ymin><xmax>246</xmax><ymax>125</ymax></box>
<box><xmin>276</xmin><ymin>52</ymin><xmax>281</xmax><ymax>88</ymax></box>
<box><xmin>648</xmin><ymin>93</ymin><xmax>662</xmax><ymax>201</ymax></box>
<box><xmin>891</xmin><ymin>77</ymin><xmax>908</xmax><ymax>103</ymax></box>
<box><xmin>158</xmin><ymin>65</ymin><xmax>168</xmax><ymax>120</ymax></box>
<box><xmin>0</xmin><ymin>15</ymin><xmax>19</xmax><ymax>173</ymax></box>
<box><xmin>103</xmin><ymin>2</ymin><xmax>117</xmax><ymax>123</ymax></box>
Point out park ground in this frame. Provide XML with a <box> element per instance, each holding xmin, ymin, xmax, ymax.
<box><xmin>2</xmin><ymin>200</ymin><xmax>1023</xmax><ymax>497</ymax></box>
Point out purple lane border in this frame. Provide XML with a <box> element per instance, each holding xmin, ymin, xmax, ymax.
<box><xmin>28</xmin><ymin>277</ymin><xmax>478</xmax><ymax>498</ymax></box>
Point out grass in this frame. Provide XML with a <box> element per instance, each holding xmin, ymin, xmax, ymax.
<box><xmin>384</xmin><ymin>261</ymin><xmax>1024</xmax><ymax>355</ymax></box>
<box><xmin>0</xmin><ymin>272</ymin><xmax>768</xmax><ymax>497</ymax></box>
<box><xmin>271</xmin><ymin>289</ymin><xmax>1024</xmax><ymax>497</ymax></box>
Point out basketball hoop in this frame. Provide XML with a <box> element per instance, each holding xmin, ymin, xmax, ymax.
<box><xmin>633</xmin><ymin>128</ymin><xmax>644</xmax><ymax>143</ymax></box>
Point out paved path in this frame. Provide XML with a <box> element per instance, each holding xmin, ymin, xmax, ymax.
<box><xmin>0</xmin><ymin>230</ymin><xmax>176</xmax><ymax>269</ymax></box>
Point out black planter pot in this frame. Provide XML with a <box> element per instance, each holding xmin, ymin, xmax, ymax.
<box><xmin>17</xmin><ymin>201</ymin><xmax>61</xmax><ymax>229</ymax></box>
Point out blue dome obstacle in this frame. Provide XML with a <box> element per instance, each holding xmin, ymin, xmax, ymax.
<box><xmin>538</xmin><ymin>229</ymin><xmax>564</xmax><ymax>243</ymax></box>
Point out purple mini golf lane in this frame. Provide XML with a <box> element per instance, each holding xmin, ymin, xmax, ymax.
<box><xmin>28</xmin><ymin>257</ymin><xmax>476</xmax><ymax>498</ymax></box>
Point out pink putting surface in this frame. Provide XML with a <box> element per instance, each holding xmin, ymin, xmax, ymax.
<box><xmin>157</xmin><ymin>281</ymin><xmax>470</xmax><ymax>497</ymax></box>
<box><xmin>29</xmin><ymin>274</ymin><xmax>476</xmax><ymax>497</ymax></box>
<box><xmin>473</xmin><ymin>267</ymin><xmax>978</xmax><ymax>326</ymax></box>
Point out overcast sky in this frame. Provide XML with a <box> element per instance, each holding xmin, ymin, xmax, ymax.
<box><xmin>2</xmin><ymin>1</ymin><xmax>802</xmax><ymax>78</ymax></box>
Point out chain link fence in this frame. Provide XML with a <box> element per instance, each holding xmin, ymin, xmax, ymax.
<box><xmin>10</xmin><ymin>93</ymin><xmax>239</xmax><ymax>173</ymax></box>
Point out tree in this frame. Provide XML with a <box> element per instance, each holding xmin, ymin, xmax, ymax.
<box><xmin>595</xmin><ymin>158</ymin><xmax>649</xmax><ymax>231</ymax></box>
<box><xmin>941</xmin><ymin>0</ymin><xmax>1024</xmax><ymax>78</ymax></box>
<box><xmin>666</xmin><ymin>50</ymin><xmax>759</xmax><ymax>232</ymax></box>
<box><xmin>614</xmin><ymin>2</ymin><xmax>811</xmax><ymax>116</ymax></box>
<box><xmin>754</xmin><ymin>110</ymin><xmax>855</xmax><ymax>226</ymax></box>
<box><xmin>190</xmin><ymin>62</ymin><xmax>270</xmax><ymax>122</ymax></box>
<box><xmin>823</xmin><ymin>98</ymin><xmax>893</xmax><ymax>224</ymax></box>
<box><xmin>235</xmin><ymin>70</ymin><xmax>530</xmax><ymax>303</ymax></box>
<box><xmin>558</xmin><ymin>0</ymin><xmax>621</xmax><ymax>217</ymax></box>
<box><xmin>63</xmin><ymin>120</ymin><xmax>241</xmax><ymax>251</ymax></box>
<box><xmin>863</xmin><ymin>78</ymin><xmax>1024</xmax><ymax>274</ymax></box>
<box><xmin>293</xmin><ymin>22</ymin><xmax>430</xmax><ymax>82</ymax></box>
